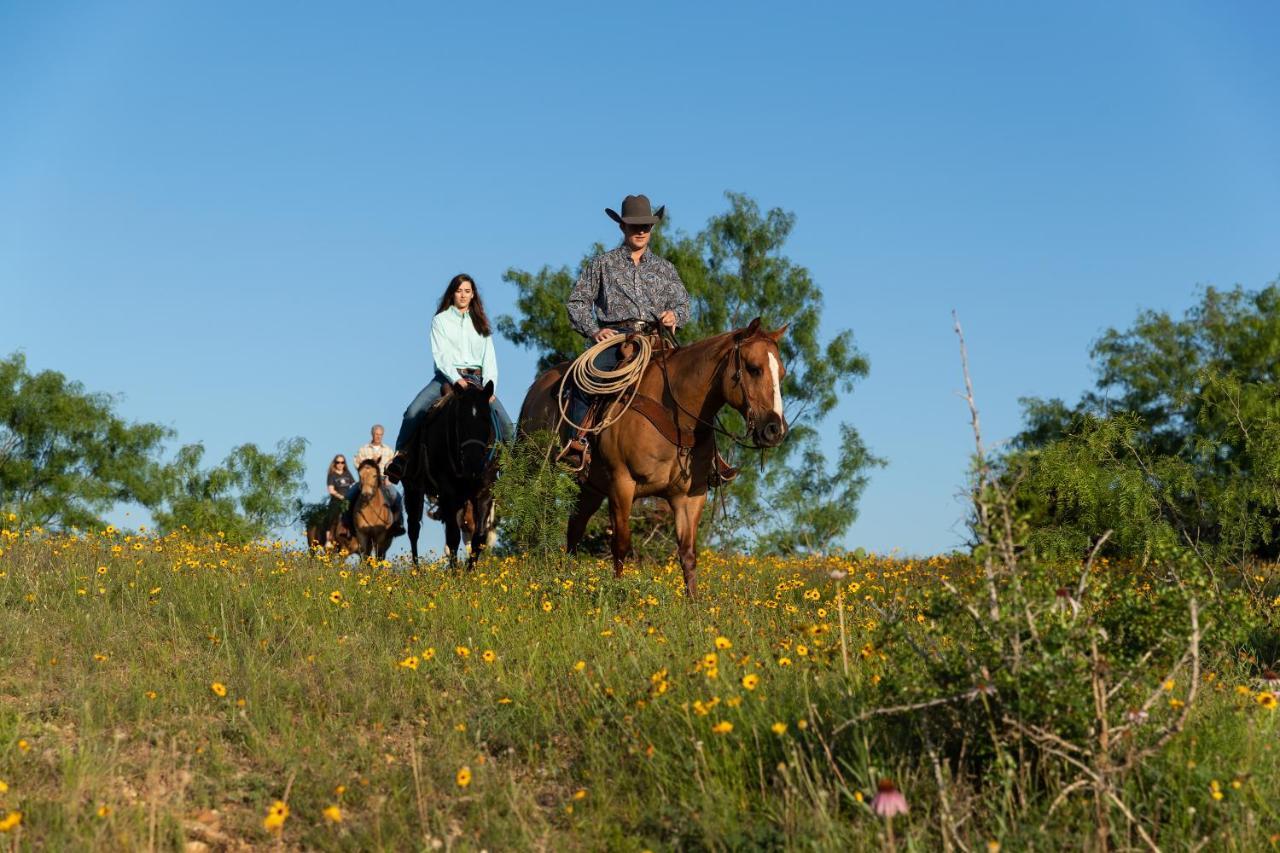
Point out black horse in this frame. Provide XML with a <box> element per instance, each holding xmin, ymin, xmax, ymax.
<box><xmin>402</xmin><ymin>380</ymin><xmax>498</xmax><ymax>568</ymax></box>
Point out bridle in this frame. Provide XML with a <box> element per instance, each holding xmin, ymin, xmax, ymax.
<box><xmin>655</xmin><ymin>330</ymin><xmax>779</xmax><ymax>452</ymax></box>
<box><xmin>432</xmin><ymin>390</ymin><xmax>496</xmax><ymax>484</ymax></box>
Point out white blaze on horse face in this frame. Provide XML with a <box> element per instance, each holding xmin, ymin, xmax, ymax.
<box><xmin>767</xmin><ymin>351</ymin><xmax>783</xmax><ymax>419</ymax></box>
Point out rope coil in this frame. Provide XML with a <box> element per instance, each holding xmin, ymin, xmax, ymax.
<box><xmin>557</xmin><ymin>334</ymin><xmax>653</xmax><ymax>434</ymax></box>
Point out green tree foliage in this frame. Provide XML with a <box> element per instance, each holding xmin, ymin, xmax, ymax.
<box><xmin>491</xmin><ymin>430</ymin><xmax>580</xmax><ymax>558</ymax></box>
<box><xmin>153</xmin><ymin>438</ymin><xmax>308</xmax><ymax>543</ymax></box>
<box><xmin>1009</xmin><ymin>282</ymin><xmax>1280</xmax><ymax>563</ymax></box>
<box><xmin>0</xmin><ymin>352</ymin><xmax>171</xmax><ymax>528</ymax></box>
<box><xmin>497</xmin><ymin>192</ymin><xmax>881</xmax><ymax>554</ymax></box>
<box><xmin>0</xmin><ymin>350</ymin><xmax>308</xmax><ymax>541</ymax></box>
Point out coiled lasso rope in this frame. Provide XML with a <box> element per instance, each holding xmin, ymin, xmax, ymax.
<box><xmin>557</xmin><ymin>333</ymin><xmax>653</xmax><ymax>434</ymax></box>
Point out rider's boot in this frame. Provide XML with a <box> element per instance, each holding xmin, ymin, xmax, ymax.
<box><xmin>385</xmin><ymin>451</ymin><xmax>408</xmax><ymax>485</ymax></box>
<box><xmin>556</xmin><ymin>400</ymin><xmax>597</xmax><ymax>474</ymax></box>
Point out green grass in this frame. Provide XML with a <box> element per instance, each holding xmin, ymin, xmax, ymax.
<box><xmin>0</xmin><ymin>527</ymin><xmax>1277</xmax><ymax>850</ymax></box>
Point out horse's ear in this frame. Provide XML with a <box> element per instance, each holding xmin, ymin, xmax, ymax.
<box><xmin>767</xmin><ymin>323</ymin><xmax>789</xmax><ymax>342</ymax></box>
<box><xmin>483</xmin><ymin>380</ymin><xmax>494</xmax><ymax>397</ymax></box>
<box><xmin>735</xmin><ymin>317</ymin><xmax>762</xmax><ymax>341</ymax></box>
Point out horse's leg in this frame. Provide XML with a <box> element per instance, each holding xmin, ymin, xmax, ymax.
<box><xmin>468</xmin><ymin>494</ymin><xmax>494</xmax><ymax>569</ymax></box>
<box><xmin>669</xmin><ymin>493</ymin><xmax>708</xmax><ymax>598</ymax></box>
<box><xmin>405</xmin><ymin>485</ymin><xmax>424</xmax><ymax>565</ymax></box>
<box><xmin>607</xmin><ymin>480</ymin><xmax>636</xmax><ymax>578</ymax></box>
<box><xmin>567</xmin><ymin>485</ymin><xmax>606</xmax><ymax>553</ymax></box>
<box><xmin>443</xmin><ymin>501</ymin><xmax>462</xmax><ymax>567</ymax></box>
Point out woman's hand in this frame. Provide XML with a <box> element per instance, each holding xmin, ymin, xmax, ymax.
<box><xmin>594</xmin><ymin>328</ymin><xmax>619</xmax><ymax>342</ymax></box>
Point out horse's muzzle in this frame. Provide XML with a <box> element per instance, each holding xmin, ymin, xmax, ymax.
<box><xmin>756</xmin><ymin>416</ymin><xmax>787</xmax><ymax>448</ymax></box>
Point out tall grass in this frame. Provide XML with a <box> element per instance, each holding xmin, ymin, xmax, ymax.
<box><xmin>0</xmin><ymin>524</ymin><xmax>1275</xmax><ymax>850</ymax></box>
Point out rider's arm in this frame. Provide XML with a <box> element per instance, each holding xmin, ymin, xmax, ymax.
<box><xmin>430</xmin><ymin>313</ymin><xmax>463</xmax><ymax>384</ymax></box>
<box><xmin>566</xmin><ymin>257</ymin><xmax>602</xmax><ymax>339</ymax></box>
<box><xmin>665</xmin><ymin>262</ymin><xmax>692</xmax><ymax>328</ymax></box>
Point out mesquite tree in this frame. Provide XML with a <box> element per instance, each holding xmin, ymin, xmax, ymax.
<box><xmin>498</xmin><ymin>192</ymin><xmax>880</xmax><ymax>554</ymax></box>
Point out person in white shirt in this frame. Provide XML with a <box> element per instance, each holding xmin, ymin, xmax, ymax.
<box><xmin>343</xmin><ymin>423</ymin><xmax>405</xmax><ymax>535</ymax></box>
<box><xmin>386</xmin><ymin>274</ymin><xmax>515</xmax><ymax>484</ymax></box>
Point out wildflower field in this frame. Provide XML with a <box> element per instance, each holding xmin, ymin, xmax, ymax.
<box><xmin>1</xmin><ymin>524</ymin><xmax>1278</xmax><ymax>851</ymax></box>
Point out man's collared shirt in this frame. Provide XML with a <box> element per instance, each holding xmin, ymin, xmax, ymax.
<box><xmin>355</xmin><ymin>442</ymin><xmax>395</xmax><ymax>475</ymax></box>
<box><xmin>567</xmin><ymin>245</ymin><xmax>691</xmax><ymax>338</ymax></box>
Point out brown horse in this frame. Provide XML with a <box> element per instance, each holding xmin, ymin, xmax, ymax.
<box><xmin>305</xmin><ymin>511</ymin><xmax>359</xmax><ymax>555</ymax></box>
<box><xmin>352</xmin><ymin>459</ymin><xmax>396</xmax><ymax>561</ymax></box>
<box><xmin>519</xmin><ymin>318</ymin><xmax>788</xmax><ymax>596</ymax></box>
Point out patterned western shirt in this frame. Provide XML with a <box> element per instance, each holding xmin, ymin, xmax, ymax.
<box><xmin>567</xmin><ymin>245</ymin><xmax>692</xmax><ymax>338</ymax></box>
<box><xmin>354</xmin><ymin>442</ymin><xmax>395</xmax><ymax>475</ymax></box>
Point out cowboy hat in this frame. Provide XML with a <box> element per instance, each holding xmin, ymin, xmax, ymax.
<box><xmin>605</xmin><ymin>194</ymin><xmax>665</xmax><ymax>225</ymax></box>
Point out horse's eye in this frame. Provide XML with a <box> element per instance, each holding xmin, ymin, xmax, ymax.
<box><xmin>747</xmin><ymin>364</ymin><xmax>763</xmax><ymax>377</ymax></box>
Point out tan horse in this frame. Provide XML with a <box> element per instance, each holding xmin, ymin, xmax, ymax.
<box><xmin>352</xmin><ymin>459</ymin><xmax>395</xmax><ymax>561</ymax></box>
<box><xmin>520</xmin><ymin>318</ymin><xmax>788</xmax><ymax>597</ymax></box>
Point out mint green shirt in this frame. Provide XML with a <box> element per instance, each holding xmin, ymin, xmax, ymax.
<box><xmin>430</xmin><ymin>307</ymin><xmax>498</xmax><ymax>390</ymax></box>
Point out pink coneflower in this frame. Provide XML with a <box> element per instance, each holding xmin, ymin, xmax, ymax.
<box><xmin>871</xmin><ymin>779</ymin><xmax>909</xmax><ymax>818</ymax></box>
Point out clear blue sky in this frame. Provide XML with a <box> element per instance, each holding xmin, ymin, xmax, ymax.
<box><xmin>3</xmin><ymin>2</ymin><xmax>1278</xmax><ymax>556</ymax></box>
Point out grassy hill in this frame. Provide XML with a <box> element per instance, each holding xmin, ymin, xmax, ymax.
<box><xmin>0</xmin><ymin>524</ymin><xmax>1275</xmax><ymax>850</ymax></box>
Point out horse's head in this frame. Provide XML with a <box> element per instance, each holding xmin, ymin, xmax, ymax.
<box><xmin>442</xmin><ymin>379</ymin><xmax>497</xmax><ymax>477</ymax></box>
<box><xmin>723</xmin><ymin>317</ymin><xmax>789</xmax><ymax>448</ymax></box>
<box><xmin>356</xmin><ymin>458</ymin><xmax>382</xmax><ymax>495</ymax></box>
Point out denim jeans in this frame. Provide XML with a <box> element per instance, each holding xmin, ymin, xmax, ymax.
<box><xmin>566</xmin><ymin>345</ymin><xmax>623</xmax><ymax>426</ymax></box>
<box><xmin>395</xmin><ymin>370</ymin><xmax>515</xmax><ymax>451</ymax></box>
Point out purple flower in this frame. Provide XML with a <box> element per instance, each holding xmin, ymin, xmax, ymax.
<box><xmin>871</xmin><ymin>779</ymin><xmax>909</xmax><ymax>818</ymax></box>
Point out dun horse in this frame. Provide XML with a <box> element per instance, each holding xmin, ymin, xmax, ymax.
<box><xmin>352</xmin><ymin>459</ymin><xmax>396</xmax><ymax>560</ymax></box>
<box><xmin>402</xmin><ymin>380</ymin><xmax>498</xmax><ymax>568</ymax></box>
<box><xmin>520</xmin><ymin>318</ymin><xmax>788</xmax><ymax>597</ymax></box>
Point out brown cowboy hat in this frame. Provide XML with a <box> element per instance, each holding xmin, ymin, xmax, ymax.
<box><xmin>605</xmin><ymin>194</ymin><xmax>665</xmax><ymax>225</ymax></box>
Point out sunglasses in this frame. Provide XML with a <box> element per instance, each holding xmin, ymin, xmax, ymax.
<box><xmin>334</xmin><ymin>460</ymin><xmax>346</xmax><ymax>465</ymax></box>
<box><xmin>626</xmin><ymin>223</ymin><xmax>654</xmax><ymax>233</ymax></box>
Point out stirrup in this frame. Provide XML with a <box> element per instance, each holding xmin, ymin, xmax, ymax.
<box><xmin>556</xmin><ymin>438</ymin><xmax>590</xmax><ymax>473</ymax></box>
<box><xmin>709</xmin><ymin>451</ymin><xmax>739</xmax><ymax>487</ymax></box>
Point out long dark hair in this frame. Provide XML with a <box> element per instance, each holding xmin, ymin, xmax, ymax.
<box><xmin>435</xmin><ymin>273</ymin><xmax>491</xmax><ymax>337</ymax></box>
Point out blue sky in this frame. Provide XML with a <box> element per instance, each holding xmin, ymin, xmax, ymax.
<box><xmin>3</xmin><ymin>2</ymin><xmax>1278</xmax><ymax>556</ymax></box>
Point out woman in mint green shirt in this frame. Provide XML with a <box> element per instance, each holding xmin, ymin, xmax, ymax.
<box><xmin>390</xmin><ymin>274</ymin><xmax>515</xmax><ymax>461</ymax></box>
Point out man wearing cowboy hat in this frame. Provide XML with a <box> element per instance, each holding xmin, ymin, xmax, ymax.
<box><xmin>560</xmin><ymin>194</ymin><xmax>691</xmax><ymax>467</ymax></box>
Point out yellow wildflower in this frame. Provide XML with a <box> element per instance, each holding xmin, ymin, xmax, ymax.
<box><xmin>323</xmin><ymin>805</ymin><xmax>343</xmax><ymax>823</ymax></box>
<box><xmin>210</xmin><ymin>682</ymin><xmax>227</xmax><ymax>697</ymax></box>
<box><xmin>771</xmin><ymin>722</ymin><xmax>788</xmax><ymax>735</ymax></box>
<box><xmin>714</xmin><ymin>636</ymin><xmax>732</xmax><ymax>650</ymax></box>
<box><xmin>262</xmin><ymin>800</ymin><xmax>289</xmax><ymax>831</ymax></box>
<box><xmin>742</xmin><ymin>673</ymin><xmax>760</xmax><ymax>690</ymax></box>
<box><xmin>482</xmin><ymin>649</ymin><xmax>496</xmax><ymax>663</ymax></box>
<box><xmin>711</xmin><ymin>721</ymin><xmax>733</xmax><ymax>734</ymax></box>
<box><xmin>0</xmin><ymin>811</ymin><xmax>21</xmax><ymax>832</ymax></box>
<box><xmin>456</xmin><ymin>766</ymin><xmax>472</xmax><ymax>788</ymax></box>
<box><xmin>399</xmin><ymin>656</ymin><xmax>419</xmax><ymax>670</ymax></box>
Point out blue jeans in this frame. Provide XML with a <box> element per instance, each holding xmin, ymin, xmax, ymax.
<box><xmin>395</xmin><ymin>370</ymin><xmax>515</xmax><ymax>451</ymax></box>
<box><xmin>567</xmin><ymin>346</ymin><xmax>623</xmax><ymax>426</ymax></box>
